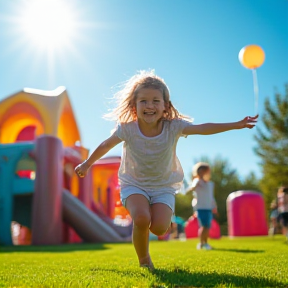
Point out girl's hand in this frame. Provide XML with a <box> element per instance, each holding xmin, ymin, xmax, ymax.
<box><xmin>75</xmin><ymin>160</ymin><xmax>90</xmax><ymax>178</ymax></box>
<box><xmin>238</xmin><ymin>115</ymin><xmax>258</xmax><ymax>129</ymax></box>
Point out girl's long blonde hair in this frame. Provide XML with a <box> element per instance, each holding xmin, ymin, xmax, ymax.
<box><xmin>104</xmin><ymin>70</ymin><xmax>190</xmax><ymax>123</ymax></box>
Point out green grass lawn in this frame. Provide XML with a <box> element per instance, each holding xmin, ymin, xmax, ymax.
<box><xmin>0</xmin><ymin>236</ymin><xmax>287</xmax><ymax>288</ymax></box>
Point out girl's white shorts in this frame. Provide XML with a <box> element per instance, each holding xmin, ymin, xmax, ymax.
<box><xmin>120</xmin><ymin>185</ymin><xmax>176</xmax><ymax>212</ymax></box>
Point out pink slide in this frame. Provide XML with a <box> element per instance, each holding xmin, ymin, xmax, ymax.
<box><xmin>62</xmin><ymin>189</ymin><xmax>124</xmax><ymax>243</ymax></box>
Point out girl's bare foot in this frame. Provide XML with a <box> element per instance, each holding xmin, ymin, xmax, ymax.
<box><xmin>139</xmin><ymin>255</ymin><xmax>155</xmax><ymax>271</ymax></box>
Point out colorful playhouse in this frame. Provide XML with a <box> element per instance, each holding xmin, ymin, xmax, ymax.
<box><xmin>0</xmin><ymin>87</ymin><xmax>131</xmax><ymax>246</ymax></box>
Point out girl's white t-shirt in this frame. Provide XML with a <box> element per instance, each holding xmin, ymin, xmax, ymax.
<box><xmin>115</xmin><ymin>119</ymin><xmax>193</xmax><ymax>191</ymax></box>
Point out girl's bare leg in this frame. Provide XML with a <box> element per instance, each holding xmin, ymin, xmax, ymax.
<box><xmin>150</xmin><ymin>203</ymin><xmax>173</xmax><ymax>236</ymax></box>
<box><xmin>125</xmin><ymin>195</ymin><xmax>151</xmax><ymax>266</ymax></box>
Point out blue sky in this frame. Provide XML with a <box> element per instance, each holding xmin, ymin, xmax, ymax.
<box><xmin>0</xmin><ymin>0</ymin><xmax>287</xmax><ymax>181</ymax></box>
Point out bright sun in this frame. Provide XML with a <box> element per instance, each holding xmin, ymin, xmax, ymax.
<box><xmin>19</xmin><ymin>0</ymin><xmax>77</xmax><ymax>51</ymax></box>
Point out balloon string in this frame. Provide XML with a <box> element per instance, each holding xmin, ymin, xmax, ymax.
<box><xmin>252</xmin><ymin>69</ymin><xmax>259</xmax><ymax>116</ymax></box>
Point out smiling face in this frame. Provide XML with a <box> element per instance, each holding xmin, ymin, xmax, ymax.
<box><xmin>134</xmin><ymin>88</ymin><xmax>166</xmax><ymax>124</ymax></box>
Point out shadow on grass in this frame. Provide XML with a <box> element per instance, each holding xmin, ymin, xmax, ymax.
<box><xmin>213</xmin><ymin>248</ymin><xmax>265</xmax><ymax>253</ymax></box>
<box><xmin>0</xmin><ymin>243</ymin><xmax>110</xmax><ymax>253</ymax></box>
<box><xmin>90</xmin><ymin>267</ymin><xmax>148</xmax><ymax>278</ymax></box>
<box><xmin>152</xmin><ymin>267</ymin><xmax>285</xmax><ymax>288</ymax></box>
<box><xmin>89</xmin><ymin>267</ymin><xmax>285</xmax><ymax>288</ymax></box>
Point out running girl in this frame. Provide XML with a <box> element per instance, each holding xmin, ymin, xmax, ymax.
<box><xmin>75</xmin><ymin>70</ymin><xmax>257</xmax><ymax>270</ymax></box>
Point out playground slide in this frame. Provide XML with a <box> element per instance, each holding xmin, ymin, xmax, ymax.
<box><xmin>62</xmin><ymin>189</ymin><xmax>123</xmax><ymax>243</ymax></box>
<box><xmin>91</xmin><ymin>202</ymin><xmax>132</xmax><ymax>238</ymax></box>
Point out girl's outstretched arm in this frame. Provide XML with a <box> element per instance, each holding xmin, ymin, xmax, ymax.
<box><xmin>183</xmin><ymin>115</ymin><xmax>258</xmax><ymax>135</ymax></box>
<box><xmin>75</xmin><ymin>133</ymin><xmax>122</xmax><ymax>178</ymax></box>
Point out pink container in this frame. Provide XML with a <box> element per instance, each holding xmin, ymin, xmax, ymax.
<box><xmin>227</xmin><ymin>191</ymin><xmax>268</xmax><ymax>237</ymax></box>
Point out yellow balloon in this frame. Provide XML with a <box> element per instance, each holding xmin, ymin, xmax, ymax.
<box><xmin>238</xmin><ymin>45</ymin><xmax>265</xmax><ymax>69</ymax></box>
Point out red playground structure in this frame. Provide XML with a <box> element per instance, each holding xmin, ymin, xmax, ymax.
<box><xmin>185</xmin><ymin>215</ymin><xmax>221</xmax><ymax>239</ymax></box>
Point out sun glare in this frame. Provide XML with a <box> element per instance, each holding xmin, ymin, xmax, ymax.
<box><xmin>19</xmin><ymin>0</ymin><xmax>76</xmax><ymax>51</ymax></box>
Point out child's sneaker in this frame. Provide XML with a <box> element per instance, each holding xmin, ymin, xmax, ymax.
<box><xmin>196</xmin><ymin>243</ymin><xmax>202</xmax><ymax>250</ymax></box>
<box><xmin>202</xmin><ymin>243</ymin><xmax>213</xmax><ymax>250</ymax></box>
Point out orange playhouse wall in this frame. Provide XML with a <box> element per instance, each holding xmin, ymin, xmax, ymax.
<box><xmin>91</xmin><ymin>159</ymin><xmax>129</xmax><ymax>220</ymax></box>
<box><xmin>0</xmin><ymin>87</ymin><xmax>81</xmax><ymax>147</ymax></box>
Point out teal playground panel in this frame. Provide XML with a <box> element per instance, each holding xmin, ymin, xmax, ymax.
<box><xmin>0</xmin><ymin>143</ymin><xmax>35</xmax><ymax>245</ymax></box>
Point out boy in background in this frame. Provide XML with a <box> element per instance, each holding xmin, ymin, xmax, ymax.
<box><xmin>187</xmin><ymin>162</ymin><xmax>217</xmax><ymax>250</ymax></box>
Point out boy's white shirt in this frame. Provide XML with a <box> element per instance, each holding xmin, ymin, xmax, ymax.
<box><xmin>191</xmin><ymin>178</ymin><xmax>217</xmax><ymax>210</ymax></box>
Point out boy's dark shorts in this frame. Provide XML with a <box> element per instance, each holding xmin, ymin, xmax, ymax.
<box><xmin>197</xmin><ymin>209</ymin><xmax>213</xmax><ymax>228</ymax></box>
